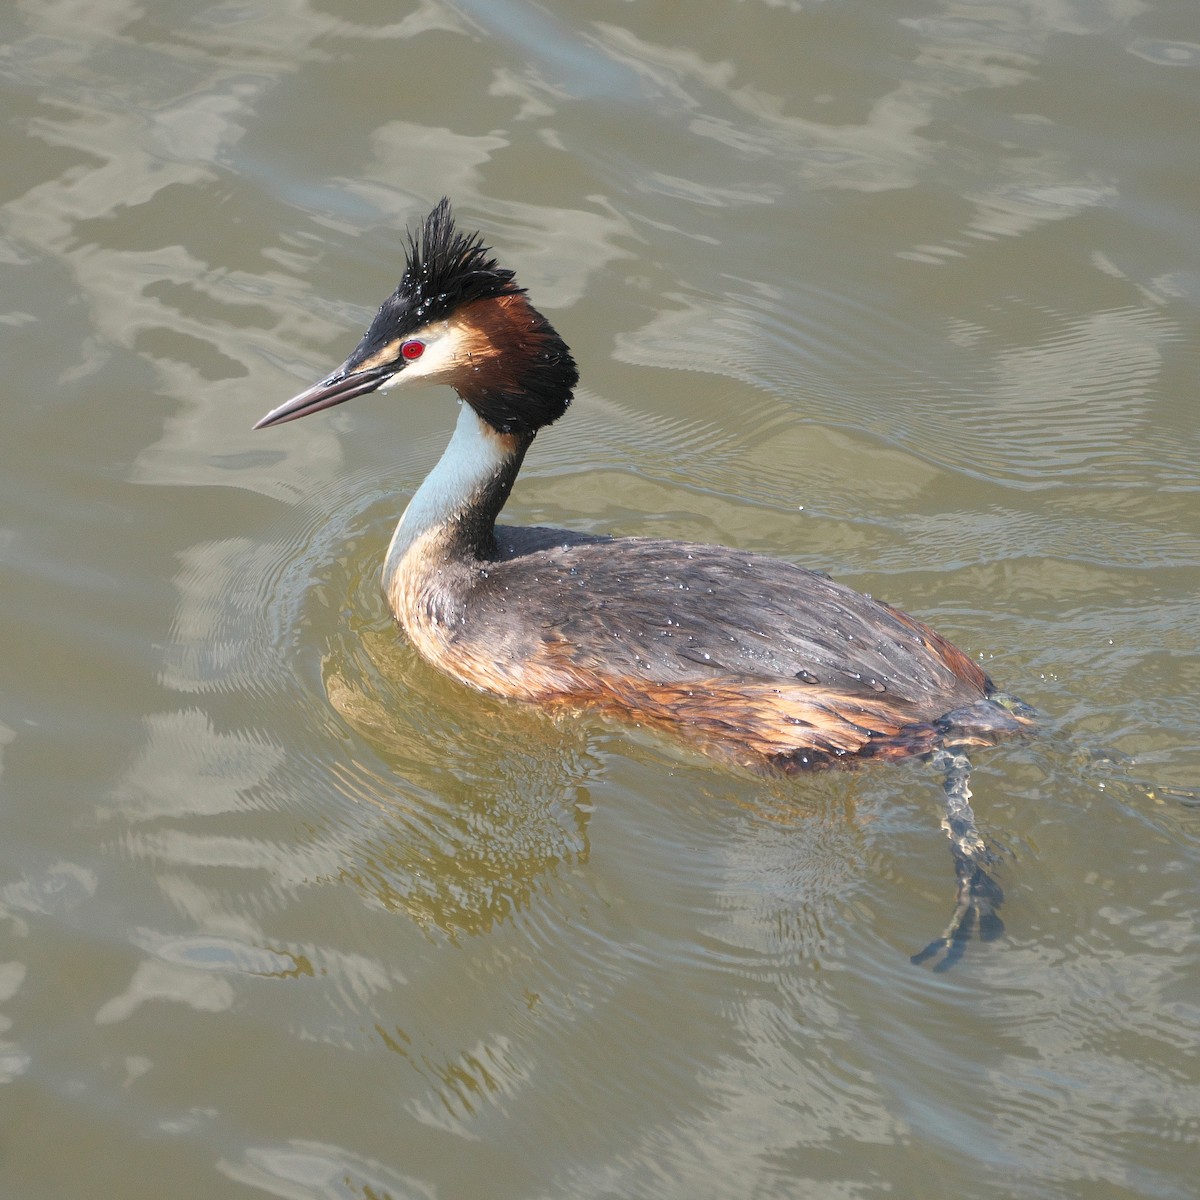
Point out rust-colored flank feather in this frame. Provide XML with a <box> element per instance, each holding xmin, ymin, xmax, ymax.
<box><xmin>255</xmin><ymin>198</ymin><xmax>1036</xmax><ymax>962</ymax></box>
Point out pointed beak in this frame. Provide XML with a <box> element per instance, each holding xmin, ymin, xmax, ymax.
<box><xmin>253</xmin><ymin>363</ymin><xmax>394</xmax><ymax>429</ymax></box>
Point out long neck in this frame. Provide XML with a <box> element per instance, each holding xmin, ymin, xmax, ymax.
<box><xmin>385</xmin><ymin>402</ymin><xmax>529</xmax><ymax>575</ymax></box>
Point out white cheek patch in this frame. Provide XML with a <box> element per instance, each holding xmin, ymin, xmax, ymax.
<box><xmin>378</xmin><ymin>322</ymin><xmax>466</xmax><ymax>391</ymax></box>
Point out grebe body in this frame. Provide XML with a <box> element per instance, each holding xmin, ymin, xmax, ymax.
<box><xmin>256</xmin><ymin>200</ymin><xmax>1034</xmax><ymax>960</ymax></box>
<box><xmin>383</xmin><ymin>436</ymin><xmax>1004</xmax><ymax>773</ymax></box>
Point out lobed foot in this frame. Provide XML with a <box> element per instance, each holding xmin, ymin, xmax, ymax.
<box><xmin>910</xmin><ymin>854</ymin><xmax>1004</xmax><ymax>970</ymax></box>
<box><xmin>911</xmin><ymin>746</ymin><xmax>1004</xmax><ymax>970</ymax></box>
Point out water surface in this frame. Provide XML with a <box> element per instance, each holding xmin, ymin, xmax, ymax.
<box><xmin>1</xmin><ymin>1</ymin><xmax>1198</xmax><ymax>1197</ymax></box>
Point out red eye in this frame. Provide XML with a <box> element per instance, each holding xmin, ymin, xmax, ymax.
<box><xmin>401</xmin><ymin>340</ymin><xmax>425</xmax><ymax>361</ymax></box>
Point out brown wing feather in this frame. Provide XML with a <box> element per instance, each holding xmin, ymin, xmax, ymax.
<box><xmin>486</xmin><ymin>529</ymin><xmax>992</xmax><ymax>707</ymax></box>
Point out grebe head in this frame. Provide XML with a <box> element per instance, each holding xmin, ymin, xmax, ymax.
<box><xmin>255</xmin><ymin>198</ymin><xmax>578</xmax><ymax>437</ymax></box>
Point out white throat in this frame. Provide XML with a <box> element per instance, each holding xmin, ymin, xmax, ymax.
<box><xmin>385</xmin><ymin>401</ymin><xmax>510</xmax><ymax>569</ymax></box>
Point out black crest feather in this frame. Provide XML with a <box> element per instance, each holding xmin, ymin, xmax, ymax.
<box><xmin>379</xmin><ymin>198</ymin><xmax>524</xmax><ymax>339</ymax></box>
<box><xmin>344</xmin><ymin>199</ymin><xmax>577</xmax><ymax>437</ymax></box>
<box><xmin>345</xmin><ymin>199</ymin><xmax>525</xmax><ymax>371</ymax></box>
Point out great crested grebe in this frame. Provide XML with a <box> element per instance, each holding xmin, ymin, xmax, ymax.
<box><xmin>257</xmin><ymin>199</ymin><xmax>1035</xmax><ymax>964</ymax></box>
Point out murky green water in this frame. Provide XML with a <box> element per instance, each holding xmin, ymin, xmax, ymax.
<box><xmin>1</xmin><ymin>2</ymin><xmax>1198</xmax><ymax>1197</ymax></box>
